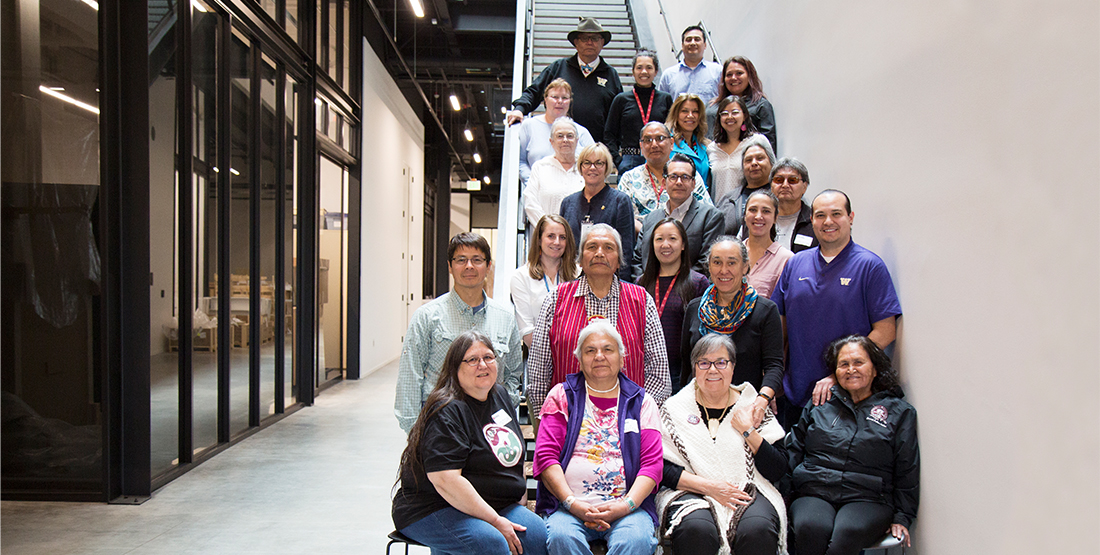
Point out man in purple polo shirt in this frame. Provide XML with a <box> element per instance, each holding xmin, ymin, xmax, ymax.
<box><xmin>771</xmin><ymin>189</ymin><xmax>902</xmax><ymax>427</ymax></box>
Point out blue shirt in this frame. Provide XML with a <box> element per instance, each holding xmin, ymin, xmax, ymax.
<box><xmin>657</xmin><ymin>59</ymin><xmax>723</xmax><ymax>103</ymax></box>
<box><xmin>394</xmin><ymin>292</ymin><xmax>524</xmax><ymax>432</ymax></box>
<box><xmin>772</xmin><ymin>241</ymin><xmax>902</xmax><ymax>407</ymax></box>
<box><xmin>671</xmin><ymin>138</ymin><xmax>711</xmax><ymax>188</ymax></box>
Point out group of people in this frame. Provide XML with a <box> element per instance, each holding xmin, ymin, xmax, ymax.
<box><xmin>392</xmin><ymin>16</ymin><xmax>919</xmax><ymax>555</ymax></box>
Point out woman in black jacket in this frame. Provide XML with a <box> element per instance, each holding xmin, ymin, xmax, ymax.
<box><xmin>785</xmin><ymin>335</ymin><xmax>920</xmax><ymax>555</ymax></box>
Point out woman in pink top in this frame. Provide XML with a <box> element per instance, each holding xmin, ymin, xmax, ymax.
<box><xmin>533</xmin><ymin>320</ymin><xmax>663</xmax><ymax>555</ymax></box>
<box><xmin>741</xmin><ymin>189</ymin><xmax>793</xmax><ymax>298</ymax></box>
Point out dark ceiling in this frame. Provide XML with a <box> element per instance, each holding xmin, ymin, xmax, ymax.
<box><xmin>362</xmin><ymin>0</ymin><xmax>517</xmax><ymax>199</ymax></box>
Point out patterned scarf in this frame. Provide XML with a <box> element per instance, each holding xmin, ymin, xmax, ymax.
<box><xmin>698</xmin><ymin>282</ymin><xmax>758</xmax><ymax>335</ymax></box>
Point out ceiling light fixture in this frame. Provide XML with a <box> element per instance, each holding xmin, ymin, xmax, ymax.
<box><xmin>38</xmin><ymin>85</ymin><xmax>99</xmax><ymax>115</ymax></box>
<box><xmin>408</xmin><ymin>0</ymin><xmax>425</xmax><ymax>17</ymax></box>
<box><xmin>464</xmin><ymin>129</ymin><xmax>474</xmax><ymax>142</ymax></box>
<box><xmin>449</xmin><ymin>94</ymin><xmax>461</xmax><ymax>111</ymax></box>
<box><xmin>81</xmin><ymin>0</ymin><xmax>99</xmax><ymax>10</ymax></box>
<box><xmin>483</xmin><ymin>176</ymin><xmax>491</xmax><ymax>184</ymax></box>
<box><xmin>472</xmin><ymin>153</ymin><xmax>482</xmax><ymax>164</ymax></box>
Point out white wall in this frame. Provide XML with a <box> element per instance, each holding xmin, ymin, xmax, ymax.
<box><xmin>359</xmin><ymin>40</ymin><xmax>426</xmax><ymax>376</ymax></box>
<box><xmin>635</xmin><ymin>1</ymin><xmax>1098</xmax><ymax>552</ymax></box>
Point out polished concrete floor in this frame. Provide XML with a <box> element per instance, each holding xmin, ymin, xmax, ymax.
<box><xmin>1</xmin><ymin>359</ymin><xmax>425</xmax><ymax>555</ymax></box>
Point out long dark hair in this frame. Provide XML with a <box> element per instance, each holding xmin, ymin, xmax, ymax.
<box><xmin>527</xmin><ymin>214</ymin><xmax>578</xmax><ymax>281</ymax></box>
<box><xmin>398</xmin><ymin>331</ymin><xmax>497</xmax><ymax>480</ymax></box>
<box><xmin>824</xmin><ymin>335</ymin><xmax>902</xmax><ymax>397</ymax></box>
<box><xmin>715</xmin><ymin>56</ymin><xmax>766</xmax><ymax>104</ymax></box>
<box><xmin>638</xmin><ymin>218</ymin><xmax>696</xmax><ymax>304</ymax></box>
<box><xmin>712</xmin><ymin>95</ymin><xmax>757</xmax><ymax>145</ymax></box>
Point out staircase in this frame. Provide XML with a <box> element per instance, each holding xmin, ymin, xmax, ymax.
<box><xmin>529</xmin><ymin>0</ymin><xmax>641</xmax><ymax>88</ymax></box>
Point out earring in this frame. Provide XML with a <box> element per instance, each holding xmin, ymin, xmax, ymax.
<box><xmin>741</xmin><ymin>124</ymin><xmax>747</xmax><ymax>131</ymax></box>
<box><xmin>742</xmin><ymin>275</ymin><xmax>748</xmax><ymax>284</ymax></box>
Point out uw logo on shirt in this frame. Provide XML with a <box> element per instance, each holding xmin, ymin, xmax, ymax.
<box><xmin>840</xmin><ymin>278</ymin><xmax>852</xmax><ymax>286</ymax></box>
<box><xmin>483</xmin><ymin>423</ymin><xmax>523</xmax><ymax>467</ymax></box>
<box><xmin>597</xmin><ymin>77</ymin><xmax>608</xmax><ymax>87</ymax></box>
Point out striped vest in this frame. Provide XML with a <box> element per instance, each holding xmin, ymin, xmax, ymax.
<box><xmin>548</xmin><ymin>279</ymin><xmax>647</xmax><ymax>389</ymax></box>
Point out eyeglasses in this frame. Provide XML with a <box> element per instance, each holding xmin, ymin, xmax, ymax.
<box><xmin>665</xmin><ymin>173</ymin><xmax>693</xmax><ymax>183</ymax></box>
<box><xmin>547</xmin><ymin>95</ymin><xmax>572</xmax><ymax>103</ymax></box>
<box><xmin>695</xmin><ymin>359</ymin><xmax>730</xmax><ymax>370</ymax></box>
<box><xmin>575</xmin><ymin>34</ymin><xmax>604</xmax><ymax>44</ymax></box>
<box><xmin>581</xmin><ymin>160</ymin><xmax>607</xmax><ymax>169</ymax></box>
<box><xmin>451</xmin><ymin>256</ymin><xmax>487</xmax><ymax>267</ymax></box>
<box><xmin>772</xmin><ymin>175</ymin><xmax>803</xmax><ymax>185</ymax></box>
<box><xmin>718</xmin><ymin>109</ymin><xmax>743</xmax><ymax>118</ymax></box>
<box><xmin>640</xmin><ymin>135</ymin><xmax>670</xmax><ymax>144</ymax></box>
<box><xmin>462</xmin><ymin>354</ymin><xmax>497</xmax><ymax>367</ymax></box>
<box><xmin>553</xmin><ymin>132</ymin><xmax>577</xmax><ymax>141</ymax></box>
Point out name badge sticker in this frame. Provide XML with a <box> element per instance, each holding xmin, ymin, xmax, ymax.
<box><xmin>492</xmin><ymin>409</ymin><xmax>513</xmax><ymax>426</ymax></box>
<box><xmin>794</xmin><ymin>234</ymin><xmax>814</xmax><ymax>247</ymax></box>
<box><xmin>623</xmin><ymin>418</ymin><xmax>639</xmax><ymax>434</ymax></box>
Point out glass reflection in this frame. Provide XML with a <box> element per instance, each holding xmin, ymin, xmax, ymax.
<box><xmin>284</xmin><ymin>76</ymin><xmax>299</xmax><ymax>409</ymax></box>
<box><xmin>228</xmin><ymin>27</ymin><xmax>251</xmax><ymax>436</ymax></box>
<box><xmin>260</xmin><ymin>54</ymin><xmax>277</xmax><ymax>418</ymax></box>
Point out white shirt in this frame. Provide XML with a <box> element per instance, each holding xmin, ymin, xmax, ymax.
<box><xmin>775</xmin><ymin>213</ymin><xmax>798</xmax><ymax>250</ymax></box>
<box><xmin>524</xmin><ymin>156</ymin><xmax>584</xmax><ymax>225</ymax></box>
<box><xmin>509</xmin><ymin>264</ymin><xmax>561</xmax><ymax>338</ymax></box>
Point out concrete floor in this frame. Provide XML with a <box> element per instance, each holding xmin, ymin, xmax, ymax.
<box><xmin>1</xmin><ymin>359</ymin><xmax>427</xmax><ymax>555</ymax></box>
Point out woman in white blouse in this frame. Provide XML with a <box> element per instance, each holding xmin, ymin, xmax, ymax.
<box><xmin>510</xmin><ymin>215</ymin><xmax>578</xmax><ymax>346</ymax></box>
<box><xmin>706</xmin><ymin>95</ymin><xmax>764</xmax><ymax>202</ymax></box>
<box><xmin>524</xmin><ymin>118</ymin><xmax>585</xmax><ymax>226</ymax></box>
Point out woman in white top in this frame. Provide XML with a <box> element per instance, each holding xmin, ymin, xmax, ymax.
<box><xmin>510</xmin><ymin>215</ymin><xmax>578</xmax><ymax>346</ymax></box>
<box><xmin>706</xmin><ymin>95</ymin><xmax>763</xmax><ymax>202</ymax></box>
<box><xmin>517</xmin><ymin>78</ymin><xmax>595</xmax><ymax>187</ymax></box>
<box><xmin>524</xmin><ymin>118</ymin><xmax>585</xmax><ymax>226</ymax></box>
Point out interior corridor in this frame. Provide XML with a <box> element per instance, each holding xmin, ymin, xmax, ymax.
<box><xmin>0</xmin><ymin>361</ymin><xmax>415</xmax><ymax>555</ymax></box>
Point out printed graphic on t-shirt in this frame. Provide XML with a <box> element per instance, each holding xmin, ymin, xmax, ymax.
<box><xmin>483</xmin><ymin>424</ymin><xmax>523</xmax><ymax>467</ymax></box>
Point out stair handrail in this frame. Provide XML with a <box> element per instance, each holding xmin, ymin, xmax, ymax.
<box><xmin>493</xmin><ymin>0</ymin><xmax>533</xmax><ymax>302</ymax></box>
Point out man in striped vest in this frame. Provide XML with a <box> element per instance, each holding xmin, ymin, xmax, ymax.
<box><xmin>527</xmin><ymin>223</ymin><xmax>671</xmax><ymax>426</ymax></box>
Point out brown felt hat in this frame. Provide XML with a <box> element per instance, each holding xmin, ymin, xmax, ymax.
<box><xmin>567</xmin><ymin>17</ymin><xmax>612</xmax><ymax>45</ymax></box>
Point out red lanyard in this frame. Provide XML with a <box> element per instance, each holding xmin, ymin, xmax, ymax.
<box><xmin>655</xmin><ymin>274</ymin><xmax>678</xmax><ymax>318</ymax></box>
<box><xmin>633</xmin><ymin>87</ymin><xmax>655</xmax><ymax>123</ymax></box>
<box><xmin>647</xmin><ymin>167</ymin><xmax>664</xmax><ymax>202</ymax></box>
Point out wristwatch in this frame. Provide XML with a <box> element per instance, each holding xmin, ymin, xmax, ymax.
<box><xmin>742</xmin><ymin>430</ymin><xmax>751</xmax><ymax>438</ymax></box>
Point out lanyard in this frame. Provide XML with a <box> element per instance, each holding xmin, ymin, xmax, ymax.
<box><xmin>655</xmin><ymin>274</ymin><xmax>679</xmax><ymax>318</ymax></box>
<box><xmin>542</xmin><ymin>271</ymin><xmax>559</xmax><ymax>292</ymax></box>
<box><xmin>632</xmin><ymin>87</ymin><xmax>655</xmax><ymax>123</ymax></box>
<box><xmin>647</xmin><ymin>167</ymin><xmax>664</xmax><ymax>204</ymax></box>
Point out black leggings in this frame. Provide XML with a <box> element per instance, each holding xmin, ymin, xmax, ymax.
<box><xmin>789</xmin><ymin>496</ymin><xmax>893</xmax><ymax>555</ymax></box>
<box><xmin>670</xmin><ymin>493</ymin><xmax>780</xmax><ymax>555</ymax></box>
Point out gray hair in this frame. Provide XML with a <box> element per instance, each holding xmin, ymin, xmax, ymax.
<box><xmin>740</xmin><ymin>134</ymin><xmax>776</xmax><ymax>166</ymax></box>
<box><xmin>573</xmin><ymin>319</ymin><xmax>626</xmax><ymax>363</ymax></box>
<box><xmin>770</xmin><ymin>156</ymin><xmax>810</xmax><ymax>184</ymax></box>
<box><xmin>690</xmin><ymin>334</ymin><xmax>737</xmax><ymax>368</ymax></box>
<box><xmin>549</xmin><ymin>116</ymin><xmax>579</xmax><ymax>136</ymax></box>
<box><xmin>578</xmin><ymin>223</ymin><xmax>626</xmax><ymax>268</ymax></box>
<box><xmin>705</xmin><ymin>235</ymin><xmax>748</xmax><ymax>265</ymax></box>
<box><xmin>641</xmin><ymin>121</ymin><xmax>671</xmax><ymax>137</ymax></box>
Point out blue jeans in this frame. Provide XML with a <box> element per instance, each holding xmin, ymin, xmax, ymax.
<box><xmin>617</xmin><ymin>154</ymin><xmax>645</xmax><ymax>176</ymax></box>
<box><xmin>400</xmin><ymin>503</ymin><xmax>548</xmax><ymax>555</ymax></box>
<box><xmin>546</xmin><ymin>507</ymin><xmax>656</xmax><ymax>555</ymax></box>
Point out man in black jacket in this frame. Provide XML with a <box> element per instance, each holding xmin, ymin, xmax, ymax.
<box><xmin>505</xmin><ymin>18</ymin><xmax>623</xmax><ymax>143</ymax></box>
<box><xmin>770</xmin><ymin>157</ymin><xmax>818</xmax><ymax>253</ymax></box>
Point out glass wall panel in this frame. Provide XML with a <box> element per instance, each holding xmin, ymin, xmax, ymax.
<box><xmin>192</xmin><ymin>0</ymin><xmax>220</xmax><ymax>453</ymax></box>
<box><xmin>284</xmin><ymin>76</ymin><xmax>299</xmax><ymax>409</ymax></box>
<box><xmin>260</xmin><ymin>0</ymin><xmax>276</xmax><ymax>22</ymax></box>
<box><xmin>260</xmin><ymin>54</ymin><xmax>277</xmax><ymax>418</ymax></box>
<box><xmin>149</xmin><ymin>0</ymin><xmax>180</xmax><ymax>476</ymax></box>
<box><xmin>228</xmin><ymin>27</ymin><xmax>252</xmax><ymax>436</ymax></box>
<box><xmin>317</xmin><ymin>156</ymin><xmax>346</xmax><ymax>386</ymax></box>
<box><xmin>328</xmin><ymin>0</ymin><xmax>338</xmax><ymax>80</ymax></box>
<box><xmin>1</xmin><ymin>0</ymin><xmax>103</xmax><ymax>492</ymax></box>
<box><xmin>285</xmin><ymin>0</ymin><xmax>299</xmax><ymax>44</ymax></box>
<box><xmin>342</xmin><ymin>0</ymin><xmax>350</xmax><ymax>91</ymax></box>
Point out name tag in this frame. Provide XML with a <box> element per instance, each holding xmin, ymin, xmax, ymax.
<box><xmin>492</xmin><ymin>409</ymin><xmax>513</xmax><ymax>426</ymax></box>
<box><xmin>794</xmin><ymin>234</ymin><xmax>814</xmax><ymax>247</ymax></box>
<box><xmin>581</xmin><ymin>215</ymin><xmax>594</xmax><ymax>239</ymax></box>
<box><xmin>623</xmin><ymin>418</ymin><xmax>639</xmax><ymax>434</ymax></box>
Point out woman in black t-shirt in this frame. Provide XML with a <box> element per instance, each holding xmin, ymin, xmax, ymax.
<box><xmin>393</xmin><ymin>331</ymin><xmax>547</xmax><ymax>555</ymax></box>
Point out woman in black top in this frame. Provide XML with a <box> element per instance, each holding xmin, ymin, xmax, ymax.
<box><xmin>392</xmin><ymin>331</ymin><xmax>547</xmax><ymax>555</ymax></box>
<box><xmin>604</xmin><ymin>50</ymin><xmax>673</xmax><ymax>175</ymax></box>
<box><xmin>636</xmin><ymin>217</ymin><xmax>709</xmax><ymax>393</ymax></box>
<box><xmin>681</xmin><ymin>236</ymin><xmax>783</xmax><ymax>426</ymax></box>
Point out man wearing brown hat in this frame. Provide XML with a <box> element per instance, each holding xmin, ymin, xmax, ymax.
<box><xmin>506</xmin><ymin>17</ymin><xmax>623</xmax><ymax>143</ymax></box>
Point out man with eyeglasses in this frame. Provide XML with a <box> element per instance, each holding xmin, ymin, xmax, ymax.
<box><xmin>631</xmin><ymin>153</ymin><xmax>724</xmax><ymax>279</ymax></box>
<box><xmin>656</xmin><ymin>25</ymin><xmax>722</xmax><ymax>102</ymax></box>
<box><xmin>769</xmin><ymin>157</ymin><xmax>818</xmax><ymax>253</ymax></box>
<box><xmin>505</xmin><ymin>18</ymin><xmax>622</xmax><ymax>143</ymax></box>
<box><xmin>619</xmin><ymin>122</ymin><xmax>712</xmax><ymax>234</ymax></box>
<box><xmin>395</xmin><ymin>232</ymin><xmax>523</xmax><ymax>433</ymax></box>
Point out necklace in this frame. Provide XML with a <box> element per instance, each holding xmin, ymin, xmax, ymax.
<box><xmin>586</xmin><ymin>380</ymin><xmax>620</xmax><ymax>394</ymax></box>
<box><xmin>697</xmin><ymin>386</ymin><xmax>733</xmax><ymax>439</ymax></box>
